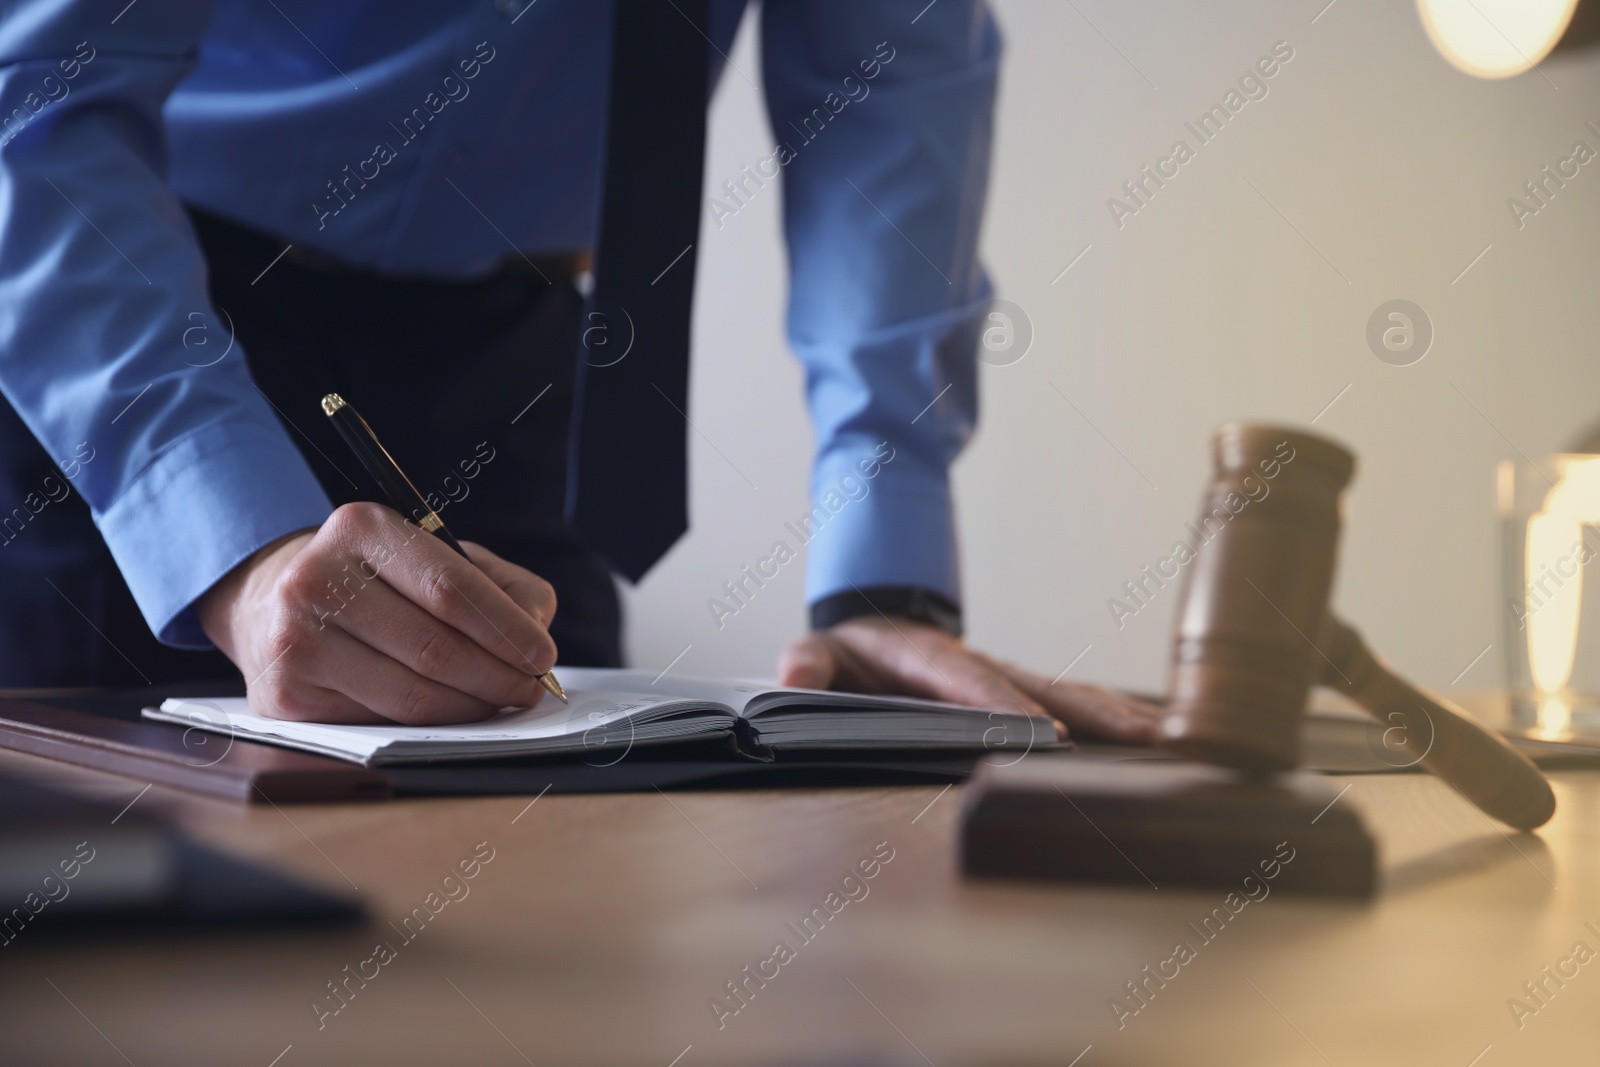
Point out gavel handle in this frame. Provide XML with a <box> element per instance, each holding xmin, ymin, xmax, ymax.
<box><xmin>1316</xmin><ymin>614</ymin><xmax>1556</xmax><ymax>830</ymax></box>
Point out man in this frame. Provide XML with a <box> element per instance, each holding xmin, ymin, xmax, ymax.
<box><xmin>0</xmin><ymin>0</ymin><xmax>1158</xmax><ymax>741</ymax></box>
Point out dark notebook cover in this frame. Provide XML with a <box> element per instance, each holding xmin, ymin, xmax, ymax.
<box><xmin>0</xmin><ymin>692</ymin><xmax>390</xmax><ymax>803</ymax></box>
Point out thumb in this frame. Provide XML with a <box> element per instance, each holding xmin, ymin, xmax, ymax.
<box><xmin>777</xmin><ymin>633</ymin><xmax>838</xmax><ymax>690</ymax></box>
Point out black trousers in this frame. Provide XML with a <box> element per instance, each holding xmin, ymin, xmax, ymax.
<box><xmin>0</xmin><ymin>209</ymin><xmax>621</xmax><ymax>687</ymax></box>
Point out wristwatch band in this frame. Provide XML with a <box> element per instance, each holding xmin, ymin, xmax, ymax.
<box><xmin>809</xmin><ymin>586</ymin><xmax>963</xmax><ymax>638</ymax></box>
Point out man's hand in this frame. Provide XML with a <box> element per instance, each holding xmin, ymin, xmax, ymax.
<box><xmin>198</xmin><ymin>502</ymin><xmax>558</xmax><ymax>724</ymax></box>
<box><xmin>778</xmin><ymin>616</ymin><xmax>1163</xmax><ymax>744</ymax></box>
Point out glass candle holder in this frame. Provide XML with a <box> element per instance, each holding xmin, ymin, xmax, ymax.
<box><xmin>1499</xmin><ymin>454</ymin><xmax>1600</xmax><ymax>736</ymax></box>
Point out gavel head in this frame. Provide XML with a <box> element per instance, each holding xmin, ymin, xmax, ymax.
<box><xmin>1160</xmin><ymin>423</ymin><xmax>1356</xmax><ymax>771</ymax></box>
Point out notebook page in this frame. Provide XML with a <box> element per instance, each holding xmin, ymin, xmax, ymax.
<box><xmin>557</xmin><ymin>667</ymin><xmax>1000</xmax><ymax>721</ymax></box>
<box><xmin>147</xmin><ymin>688</ymin><xmax>717</xmax><ymax>762</ymax></box>
<box><xmin>555</xmin><ymin>667</ymin><xmax>775</xmax><ymax>715</ymax></box>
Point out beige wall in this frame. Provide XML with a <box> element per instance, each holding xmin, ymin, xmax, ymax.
<box><xmin>622</xmin><ymin>0</ymin><xmax>1600</xmax><ymax>696</ymax></box>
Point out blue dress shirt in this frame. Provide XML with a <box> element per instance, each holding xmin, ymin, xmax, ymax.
<box><xmin>0</xmin><ymin>0</ymin><xmax>997</xmax><ymax>648</ymax></box>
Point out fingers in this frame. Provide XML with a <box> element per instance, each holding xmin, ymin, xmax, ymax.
<box><xmin>784</xmin><ymin>618</ymin><xmax>1156</xmax><ymax>747</ymax></box>
<box><xmin>250</xmin><ymin>679</ymin><xmax>388</xmax><ymax>725</ymax></box>
<box><xmin>464</xmin><ymin>541</ymin><xmax>559</xmax><ymax>630</ymax></box>
<box><xmin>847</xmin><ymin>620</ymin><xmax>1044</xmax><ymax>712</ymax></box>
<box><xmin>1045</xmin><ymin>682</ymin><xmax>1164</xmax><ymax>744</ymax></box>
<box><xmin>322</xmin><ymin>575</ymin><xmax>547</xmax><ymax>710</ymax></box>
<box><xmin>978</xmin><ymin>652</ymin><xmax>1164</xmax><ymax>744</ymax></box>
<box><xmin>914</xmin><ymin>643</ymin><xmax>1047</xmax><ymax>717</ymax></box>
<box><xmin>249</xmin><ymin>626</ymin><xmax>492</xmax><ymax>727</ymax></box>
<box><xmin>326</xmin><ymin>504</ymin><xmax>558</xmax><ymax>675</ymax></box>
<box><xmin>230</xmin><ymin>503</ymin><xmax>564</xmax><ymax>725</ymax></box>
<box><xmin>291</xmin><ymin>626</ymin><xmax>502</xmax><ymax>726</ymax></box>
<box><xmin>776</xmin><ymin>634</ymin><xmax>839</xmax><ymax>690</ymax></box>
<box><xmin>927</xmin><ymin>655</ymin><xmax>1065</xmax><ymax>741</ymax></box>
<box><xmin>810</xmin><ymin>619</ymin><xmax>1065</xmax><ymax>740</ymax></box>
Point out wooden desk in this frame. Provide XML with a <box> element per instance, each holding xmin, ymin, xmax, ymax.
<box><xmin>1</xmin><ymin>745</ymin><xmax>1596</xmax><ymax>1066</ymax></box>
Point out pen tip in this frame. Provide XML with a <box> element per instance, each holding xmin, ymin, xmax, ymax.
<box><xmin>538</xmin><ymin>671</ymin><xmax>568</xmax><ymax>704</ymax></box>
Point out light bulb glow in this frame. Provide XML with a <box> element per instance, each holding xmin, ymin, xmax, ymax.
<box><xmin>1417</xmin><ymin>0</ymin><xmax>1578</xmax><ymax>79</ymax></box>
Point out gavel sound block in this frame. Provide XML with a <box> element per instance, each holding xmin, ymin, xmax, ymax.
<box><xmin>1161</xmin><ymin>424</ymin><xmax>1554</xmax><ymax>831</ymax></box>
<box><xmin>960</xmin><ymin>757</ymin><xmax>1376</xmax><ymax>897</ymax></box>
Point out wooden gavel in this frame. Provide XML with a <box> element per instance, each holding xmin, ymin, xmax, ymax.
<box><xmin>1159</xmin><ymin>423</ymin><xmax>1556</xmax><ymax>830</ymax></box>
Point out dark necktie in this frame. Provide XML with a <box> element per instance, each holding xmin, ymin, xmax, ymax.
<box><xmin>565</xmin><ymin>0</ymin><xmax>709</xmax><ymax>581</ymax></box>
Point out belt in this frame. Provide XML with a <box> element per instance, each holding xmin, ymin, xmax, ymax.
<box><xmin>283</xmin><ymin>242</ymin><xmax>590</xmax><ymax>283</ymax></box>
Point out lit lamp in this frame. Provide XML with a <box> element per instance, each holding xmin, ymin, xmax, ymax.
<box><xmin>1417</xmin><ymin>0</ymin><xmax>1600</xmax><ymax>78</ymax></box>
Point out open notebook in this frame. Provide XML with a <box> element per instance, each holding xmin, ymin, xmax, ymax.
<box><xmin>142</xmin><ymin>668</ymin><xmax>1056</xmax><ymax>767</ymax></box>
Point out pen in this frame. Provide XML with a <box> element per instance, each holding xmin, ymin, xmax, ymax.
<box><xmin>320</xmin><ymin>392</ymin><xmax>567</xmax><ymax>704</ymax></box>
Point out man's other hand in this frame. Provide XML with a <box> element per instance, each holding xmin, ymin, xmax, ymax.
<box><xmin>198</xmin><ymin>502</ymin><xmax>558</xmax><ymax>724</ymax></box>
<box><xmin>778</xmin><ymin>616</ymin><xmax>1162</xmax><ymax>744</ymax></box>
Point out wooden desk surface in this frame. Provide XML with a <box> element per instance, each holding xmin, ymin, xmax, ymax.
<box><xmin>1</xmin><ymin>745</ymin><xmax>1596</xmax><ymax>1067</ymax></box>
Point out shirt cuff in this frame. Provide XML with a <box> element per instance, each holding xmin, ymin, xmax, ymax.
<box><xmin>802</xmin><ymin>442</ymin><xmax>960</xmax><ymax>609</ymax></box>
<box><xmin>810</xmin><ymin>586</ymin><xmax>962</xmax><ymax>637</ymax></box>
<box><xmin>95</xmin><ymin>419</ymin><xmax>334</xmax><ymax>648</ymax></box>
